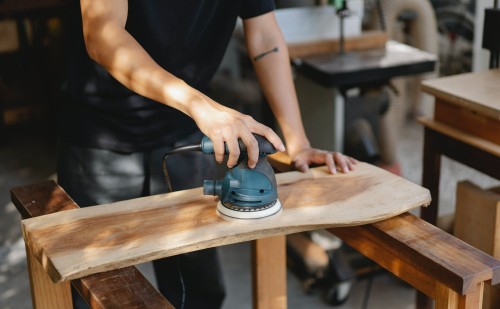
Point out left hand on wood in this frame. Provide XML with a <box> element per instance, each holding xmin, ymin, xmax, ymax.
<box><xmin>290</xmin><ymin>148</ymin><xmax>358</xmax><ymax>175</ymax></box>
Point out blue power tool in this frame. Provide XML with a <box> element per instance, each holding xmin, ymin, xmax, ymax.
<box><xmin>162</xmin><ymin>134</ymin><xmax>282</xmax><ymax>221</ymax></box>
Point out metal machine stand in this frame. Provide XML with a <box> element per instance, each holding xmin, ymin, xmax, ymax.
<box><xmin>482</xmin><ymin>0</ymin><xmax>500</xmax><ymax>68</ymax></box>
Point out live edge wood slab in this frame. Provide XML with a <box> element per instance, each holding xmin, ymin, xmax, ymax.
<box><xmin>21</xmin><ymin>163</ymin><xmax>430</xmax><ymax>284</ymax></box>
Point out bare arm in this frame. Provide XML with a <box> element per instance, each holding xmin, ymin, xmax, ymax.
<box><xmin>243</xmin><ymin>12</ymin><xmax>356</xmax><ymax>173</ymax></box>
<box><xmin>80</xmin><ymin>0</ymin><xmax>284</xmax><ymax>168</ymax></box>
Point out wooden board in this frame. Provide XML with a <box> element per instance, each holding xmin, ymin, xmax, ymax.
<box><xmin>418</xmin><ymin>117</ymin><xmax>500</xmax><ymax>158</ymax></box>
<box><xmin>21</xmin><ymin>163</ymin><xmax>431</xmax><ymax>283</ymax></box>
<box><xmin>288</xmin><ymin>31</ymin><xmax>388</xmax><ymax>59</ymax></box>
<box><xmin>434</xmin><ymin>99</ymin><xmax>500</xmax><ymax>146</ymax></box>
<box><xmin>454</xmin><ymin>181</ymin><xmax>500</xmax><ymax>309</ymax></box>
<box><xmin>252</xmin><ymin>236</ymin><xmax>287</xmax><ymax>309</ymax></box>
<box><xmin>11</xmin><ymin>180</ymin><xmax>174</xmax><ymax>309</ymax></box>
<box><xmin>421</xmin><ymin>69</ymin><xmax>500</xmax><ymax>121</ymax></box>
<box><xmin>330</xmin><ymin>212</ymin><xmax>500</xmax><ymax>298</ymax></box>
<box><xmin>455</xmin><ymin>181</ymin><xmax>500</xmax><ymax>257</ymax></box>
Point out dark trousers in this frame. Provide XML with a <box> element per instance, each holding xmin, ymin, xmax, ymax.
<box><xmin>57</xmin><ymin>132</ymin><xmax>226</xmax><ymax>309</ymax></box>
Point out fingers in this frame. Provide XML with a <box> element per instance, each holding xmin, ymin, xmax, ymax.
<box><xmin>225</xmin><ymin>132</ymin><xmax>241</xmax><ymax>168</ymax></box>
<box><xmin>294</xmin><ymin>148</ymin><xmax>358</xmax><ymax>175</ymax></box>
<box><xmin>194</xmin><ymin>100</ymin><xmax>284</xmax><ymax>168</ymax></box>
<box><xmin>208</xmin><ymin>118</ymin><xmax>282</xmax><ymax>169</ymax></box>
<box><xmin>312</xmin><ymin>151</ymin><xmax>339</xmax><ymax>175</ymax></box>
<box><xmin>346</xmin><ymin>156</ymin><xmax>357</xmax><ymax>170</ymax></box>
<box><xmin>239</xmin><ymin>131</ymin><xmax>258</xmax><ymax>168</ymax></box>
<box><xmin>249</xmin><ymin>122</ymin><xmax>285</xmax><ymax>153</ymax></box>
<box><xmin>333</xmin><ymin>152</ymin><xmax>349</xmax><ymax>174</ymax></box>
<box><xmin>238</xmin><ymin>118</ymin><xmax>284</xmax><ymax>168</ymax></box>
<box><xmin>324</xmin><ymin>152</ymin><xmax>337</xmax><ymax>175</ymax></box>
<box><xmin>332</xmin><ymin>152</ymin><xmax>358</xmax><ymax>173</ymax></box>
<box><xmin>212</xmin><ymin>134</ymin><xmax>225</xmax><ymax>164</ymax></box>
<box><xmin>293</xmin><ymin>158</ymin><xmax>309</xmax><ymax>173</ymax></box>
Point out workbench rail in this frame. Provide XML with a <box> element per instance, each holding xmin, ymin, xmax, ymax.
<box><xmin>330</xmin><ymin>213</ymin><xmax>500</xmax><ymax>297</ymax></box>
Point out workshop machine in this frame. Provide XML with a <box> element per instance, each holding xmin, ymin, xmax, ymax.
<box><xmin>162</xmin><ymin>134</ymin><xmax>282</xmax><ymax>221</ymax></box>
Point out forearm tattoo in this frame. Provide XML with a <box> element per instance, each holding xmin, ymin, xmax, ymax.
<box><xmin>253</xmin><ymin>47</ymin><xmax>279</xmax><ymax>61</ymax></box>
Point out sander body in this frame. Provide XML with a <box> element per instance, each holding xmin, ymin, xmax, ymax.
<box><xmin>162</xmin><ymin>134</ymin><xmax>282</xmax><ymax>221</ymax></box>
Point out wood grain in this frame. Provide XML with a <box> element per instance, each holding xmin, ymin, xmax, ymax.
<box><xmin>454</xmin><ymin>181</ymin><xmax>500</xmax><ymax>309</ymax></box>
<box><xmin>11</xmin><ymin>181</ymin><xmax>173</xmax><ymax>309</ymax></box>
<box><xmin>435</xmin><ymin>282</ymin><xmax>459</xmax><ymax>309</ymax></box>
<box><xmin>418</xmin><ymin>118</ymin><xmax>500</xmax><ymax>157</ymax></box>
<box><xmin>421</xmin><ymin>69</ymin><xmax>500</xmax><ymax>121</ymax></box>
<box><xmin>434</xmin><ymin>99</ymin><xmax>500</xmax><ymax>145</ymax></box>
<box><xmin>21</xmin><ymin>163</ymin><xmax>430</xmax><ymax>283</ymax></box>
<box><xmin>455</xmin><ymin>182</ymin><xmax>500</xmax><ymax>260</ymax></box>
<box><xmin>252</xmin><ymin>236</ymin><xmax>287</xmax><ymax>309</ymax></box>
<box><xmin>329</xmin><ymin>212</ymin><xmax>500</xmax><ymax>297</ymax></box>
<box><xmin>288</xmin><ymin>31</ymin><xmax>388</xmax><ymax>59</ymax></box>
<box><xmin>25</xmin><ymin>245</ymin><xmax>72</xmax><ymax>309</ymax></box>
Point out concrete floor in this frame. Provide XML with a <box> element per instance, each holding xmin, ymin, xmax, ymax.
<box><xmin>1</xmin><ymin>115</ymin><xmax>499</xmax><ymax>308</ymax></box>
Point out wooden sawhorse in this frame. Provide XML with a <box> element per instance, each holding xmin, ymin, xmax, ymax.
<box><xmin>12</xmin><ymin>163</ymin><xmax>500</xmax><ymax>309</ymax></box>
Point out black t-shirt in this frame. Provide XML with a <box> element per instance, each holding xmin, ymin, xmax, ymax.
<box><xmin>60</xmin><ymin>0</ymin><xmax>275</xmax><ymax>152</ymax></box>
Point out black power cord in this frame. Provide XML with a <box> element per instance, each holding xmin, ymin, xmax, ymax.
<box><xmin>161</xmin><ymin>143</ymin><xmax>201</xmax><ymax>192</ymax></box>
<box><xmin>161</xmin><ymin>142</ymin><xmax>201</xmax><ymax>309</ymax></box>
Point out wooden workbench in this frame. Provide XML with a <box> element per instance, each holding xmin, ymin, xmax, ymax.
<box><xmin>419</xmin><ymin>69</ymin><xmax>500</xmax><ymax>309</ymax></box>
<box><xmin>12</xmin><ymin>161</ymin><xmax>500</xmax><ymax>308</ymax></box>
<box><xmin>420</xmin><ymin>69</ymin><xmax>500</xmax><ymax>225</ymax></box>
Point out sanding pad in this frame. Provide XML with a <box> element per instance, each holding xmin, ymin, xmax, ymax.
<box><xmin>216</xmin><ymin>199</ymin><xmax>282</xmax><ymax>221</ymax></box>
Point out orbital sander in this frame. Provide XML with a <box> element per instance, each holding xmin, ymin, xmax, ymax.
<box><xmin>162</xmin><ymin>134</ymin><xmax>281</xmax><ymax>221</ymax></box>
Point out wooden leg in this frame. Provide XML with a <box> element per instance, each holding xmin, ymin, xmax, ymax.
<box><xmin>419</xmin><ymin>128</ymin><xmax>442</xmax><ymax>309</ymax></box>
<box><xmin>459</xmin><ymin>282</ymin><xmax>484</xmax><ymax>309</ymax></box>
<box><xmin>25</xmin><ymin>245</ymin><xmax>72</xmax><ymax>309</ymax></box>
<box><xmin>252</xmin><ymin>235</ymin><xmax>287</xmax><ymax>309</ymax></box>
<box><xmin>436</xmin><ymin>282</ymin><xmax>460</xmax><ymax>309</ymax></box>
<box><xmin>435</xmin><ymin>282</ymin><xmax>484</xmax><ymax>309</ymax></box>
<box><xmin>421</xmin><ymin>127</ymin><xmax>441</xmax><ymax>225</ymax></box>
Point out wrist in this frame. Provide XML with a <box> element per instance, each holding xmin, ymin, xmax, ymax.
<box><xmin>285</xmin><ymin>137</ymin><xmax>311</xmax><ymax>158</ymax></box>
<box><xmin>162</xmin><ymin>80</ymin><xmax>208</xmax><ymax>117</ymax></box>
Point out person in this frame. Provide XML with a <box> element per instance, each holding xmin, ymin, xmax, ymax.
<box><xmin>58</xmin><ymin>0</ymin><xmax>357</xmax><ymax>308</ymax></box>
